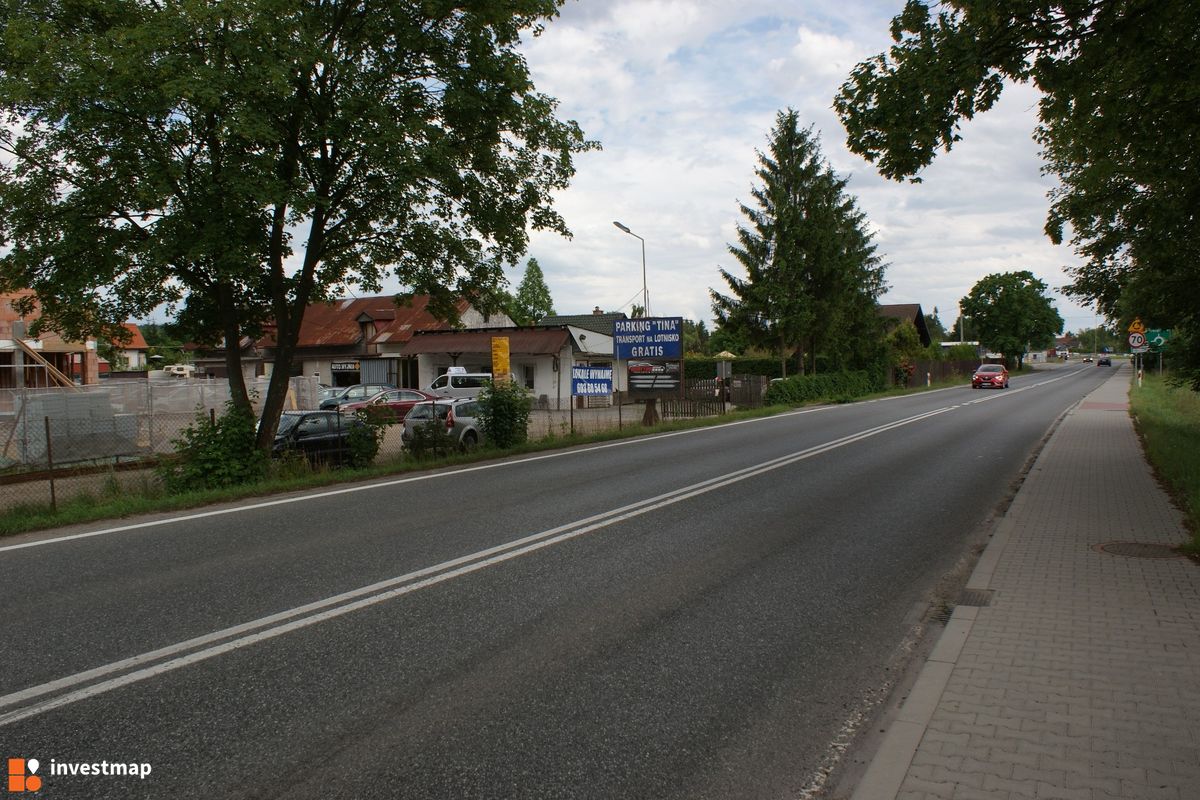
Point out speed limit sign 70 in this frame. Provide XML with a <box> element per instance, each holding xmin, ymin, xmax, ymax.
<box><xmin>1129</xmin><ymin>332</ymin><xmax>1146</xmax><ymax>348</ymax></box>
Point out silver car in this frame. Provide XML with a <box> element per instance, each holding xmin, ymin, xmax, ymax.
<box><xmin>401</xmin><ymin>398</ymin><xmax>485</xmax><ymax>451</ymax></box>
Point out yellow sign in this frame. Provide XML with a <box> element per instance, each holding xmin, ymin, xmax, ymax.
<box><xmin>491</xmin><ymin>337</ymin><xmax>510</xmax><ymax>383</ymax></box>
<box><xmin>1128</xmin><ymin>317</ymin><xmax>1146</xmax><ymax>334</ymax></box>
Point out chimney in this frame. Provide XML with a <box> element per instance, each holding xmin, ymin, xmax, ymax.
<box><xmin>593</xmin><ymin>306</ymin><xmax>603</xmax><ymax>315</ymax></box>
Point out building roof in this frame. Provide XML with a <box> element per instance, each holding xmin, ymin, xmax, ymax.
<box><xmin>118</xmin><ymin>323</ymin><xmax>149</xmax><ymax>350</ymax></box>
<box><xmin>539</xmin><ymin>311</ymin><xmax>628</xmax><ymax>337</ymax></box>
<box><xmin>878</xmin><ymin>303</ymin><xmax>931</xmax><ymax>347</ymax></box>
<box><xmin>400</xmin><ymin>327</ymin><xmax>571</xmax><ymax>356</ymax></box>
<box><xmin>259</xmin><ymin>295</ymin><xmax>471</xmax><ymax>349</ymax></box>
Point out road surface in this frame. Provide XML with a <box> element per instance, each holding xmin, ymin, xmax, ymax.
<box><xmin>0</xmin><ymin>365</ymin><xmax>1114</xmax><ymax>798</ymax></box>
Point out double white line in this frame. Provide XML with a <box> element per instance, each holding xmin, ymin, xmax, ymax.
<box><xmin>1</xmin><ymin>406</ymin><xmax>955</xmax><ymax>728</ymax></box>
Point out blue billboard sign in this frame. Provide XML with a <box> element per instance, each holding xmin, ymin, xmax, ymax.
<box><xmin>613</xmin><ymin>317</ymin><xmax>683</xmax><ymax>360</ymax></box>
<box><xmin>571</xmin><ymin>365</ymin><xmax>613</xmax><ymax>396</ymax></box>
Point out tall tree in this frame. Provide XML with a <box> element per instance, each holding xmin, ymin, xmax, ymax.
<box><xmin>0</xmin><ymin>0</ymin><xmax>596</xmax><ymax>447</ymax></box>
<box><xmin>835</xmin><ymin>0</ymin><xmax>1200</xmax><ymax>386</ymax></box>
<box><xmin>960</xmin><ymin>271</ymin><xmax>1063</xmax><ymax>369</ymax></box>
<box><xmin>681</xmin><ymin>319</ymin><xmax>710</xmax><ymax>355</ymax></box>
<box><xmin>507</xmin><ymin>257</ymin><xmax>556</xmax><ymax>326</ymax></box>
<box><xmin>711</xmin><ymin>109</ymin><xmax>886</xmax><ymax>377</ymax></box>
<box><xmin>924</xmin><ymin>307</ymin><xmax>948</xmax><ymax>344</ymax></box>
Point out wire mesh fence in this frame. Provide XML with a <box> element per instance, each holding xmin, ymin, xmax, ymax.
<box><xmin>0</xmin><ymin>378</ymin><xmax>749</xmax><ymax>514</ymax></box>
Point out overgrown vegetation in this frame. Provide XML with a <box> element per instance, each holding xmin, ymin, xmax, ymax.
<box><xmin>156</xmin><ymin>404</ymin><xmax>266</xmax><ymax>493</ymax></box>
<box><xmin>405</xmin><ymin>416</ymin><xmax>457</xmax><ymax>460</ymax></box>
<box><xmin>476</xmin><ymin>380</ymin><xmax>533</xmax><ymax>449</ymax></box>
<box><xmin>762</xmin><ymin>370</ymin><xmax>884</xmax><ymax>405</ymax></box>
<box><xmin>1130</xmin><ymin>374</ymin><xmax>1200</xmax><ymax>552</ymax></box>
<box><xmin>345</xmin><ymin>415</ymin><xmax>384</xmax><ymax>469</ymax></box>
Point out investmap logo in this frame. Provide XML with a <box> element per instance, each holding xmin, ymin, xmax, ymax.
<box><xmin>7</xmin><ymin>757</ymin><xmax>152</xmax><ymax>792</ymax></box>
<box><xmin>6</xmin><ymin>759</ymin><xmax>41</xmax><ymax>793</ymax></box>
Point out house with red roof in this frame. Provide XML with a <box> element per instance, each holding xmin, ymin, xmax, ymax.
<box><xmin>190</xmin><ymin>295</ymin><xmax>513</xmax><ymax>387</ymax></box>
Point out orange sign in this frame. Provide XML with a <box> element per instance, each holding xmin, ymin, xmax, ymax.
<box><xmin>491</xmin><ymin>337</ymin><xmax>510</xmax><ymax>383</ymax></box>
<box><xmin>1128</xmin><ymin>317</ymin><xmax>1146</xmax><ymax>334</ymax></box>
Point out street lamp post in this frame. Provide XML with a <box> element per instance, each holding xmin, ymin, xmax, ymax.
<box><xmin>612</xmin><ymin>220</ymin><xmax>647</xmax><ymax>317</ymax></box>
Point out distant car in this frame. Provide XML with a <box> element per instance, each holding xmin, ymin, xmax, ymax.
<box><xmin>338</xmin><ymin>389</ymin><xmax>439</xmax><ymax>423</ymax></box>
<box><xmin>971</xmin><ymin>363</ymin><xmax>1010</xmax><ymax>389</ymax></box>
<box><xmin>1083</xmin><ymin>356</ymin><xmax>1094</xmax><ymax>363</ymax></box>
<box><xmin>318</xmin><ymin>383</ymin><xmax>397</xmax><ymax>410</ymax></box>
<box><xmin>272</xmin><ymin>410</ymin><xmax>371</xmax><ymax>466</ymax></box>
<box><xmin>401</xmin><ymin>398</ymin><xmax>485</xmax><ymax>451</ymax></box>
<box><xmin>1098</xmin><ymin>356</ymin><xmax>1112</xmax><ymax>366</ymax></box>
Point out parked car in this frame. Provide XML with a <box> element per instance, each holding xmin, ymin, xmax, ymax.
<box><xmin>1098</xmin><ymin>356</ymin><xmax>1112</xmax><ymax>366</ymax></box>
<box><xmin>272</xmin><ymin>410</ymin><xmax>373</xmax><ymax>466</ymax></box>
<box><xmin>971</xmin><ymin>363</ymin><xmax>1010</xmax><ymax>389</ymax></box>
<box><xmin>318</xmin><ymin>383</ymin><xmax>397</xmax><ymax>410</ymax></box>
<box><xmin>401</xmin><ymin>398</ymin><xmax>485</xmax><ymax>451</ymax></box>
<box><xmin>338</xmin><ymin>388</ymin><xmax>439</xmax><ymax>423</ymax></box>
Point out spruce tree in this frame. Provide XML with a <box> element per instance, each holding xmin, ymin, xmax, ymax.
<box><xmin>711</xmin><ymin>109</ymin><xmax>885</xmax><ymax>375</ymax></box>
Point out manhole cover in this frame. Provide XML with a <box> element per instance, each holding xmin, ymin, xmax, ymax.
<box><xmin>1094</xmin><ymin>541</ymin><xmax>1184</xmax><ymax>559</ymax></box>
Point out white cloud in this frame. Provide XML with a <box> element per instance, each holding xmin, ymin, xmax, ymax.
<box><xmin>506</xmin><ymin>3</ymin><xmax>1095</xmax><ymax>332</ymax></box>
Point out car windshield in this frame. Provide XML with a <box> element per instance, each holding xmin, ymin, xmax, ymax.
<box><xmin>977</xmin><ymin>365</ymin><xmax>1003</xmax><ymax>373</ymax></box>
<box><xmin>406</xmin><ymin>403</ymin><xmax>447</xmax><ymax>421</ymax></box>
<box><xmin>276</xmin><ymin>415</ymin><xmax>301</xmax><ymax>435</ymax></box>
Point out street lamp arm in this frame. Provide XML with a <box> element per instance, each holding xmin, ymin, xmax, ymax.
<box><xmin>613</xmin><ymin>220</ymin><xmax>648</xmax><ymax>317</ymax></box>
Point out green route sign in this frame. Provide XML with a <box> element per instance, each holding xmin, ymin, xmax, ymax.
<box><xmin>1147</xmin><ymin>329</ymin><xmax>1171</xmax><ymax>351</ymax></box>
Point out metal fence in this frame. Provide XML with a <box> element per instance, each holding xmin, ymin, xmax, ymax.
<box><xmin>0</xmin><ymin>377</ymin><xmax>751</xmax><ymax>513</ymax></box>
<box><xmin>0</xmin><ymin>376</ymin><xmax>322</xmax><ymax>511</ymax></box>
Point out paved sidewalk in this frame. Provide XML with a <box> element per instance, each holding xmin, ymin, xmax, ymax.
<box><xmin>852</xmin><ymin>365</ymin><xmax>1200</xmax><ymax>799</ymax></box>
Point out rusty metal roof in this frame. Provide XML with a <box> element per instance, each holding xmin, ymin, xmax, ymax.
<box><xmin>400</xmin><ymin>327</ymin><xmax>571</xmax><ymax>356</ymax></box>
<box><xmin>258</xmin><ymin>295</ymin><xmax>467</xmax><ymax>348</ymax></box>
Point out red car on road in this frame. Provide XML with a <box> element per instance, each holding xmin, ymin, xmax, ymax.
<box><xmin>971</xmin><ymin>363</ymin><xmax>1010</xmax><ymax>389</ymax></box>
<box><xmin>338</xmin><ymin>389</ymin><xmax>439</xmax><ymax>423</ymax></box>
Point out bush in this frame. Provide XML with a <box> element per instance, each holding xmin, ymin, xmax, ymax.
<box><xmin>762</xmin><ymin>370</ymin><xmax>884</xmax><ymax>406</ymax></box>
<box><xmin>406</xmin><ymin>418</ymin><xmax>457</xmax><ymax>459</ymax></box>
<box><xmin>477</xmin><ymin>379</ymin><xmax>533</xmax><ymax>448</ymax></box>
<box><xmin>157</xmin><ymin>403</ymin><xmax>267</xmax><ymax>493</ymax></box>
<box><xmin>346</xmin><ymin>414</ymin><xmax>383</xmax><ymax>467</ymax></box>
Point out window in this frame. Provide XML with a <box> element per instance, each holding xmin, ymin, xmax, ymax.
<box><xmin>451</xmin><ymin>375</ymin><xmax>488</xmax><ymax>389</ymax></box>
<box><xmin>523</xmin><ymin>364</ymin><xmax>535</xmax><ymax>390</ymax></box>
<box><xmin>297</xmin><ymin>415</ymin><xmax>330</xmax><ymax>436</ymax></box>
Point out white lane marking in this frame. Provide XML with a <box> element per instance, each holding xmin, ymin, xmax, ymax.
<box><xmin>0</xmin><ymin>405</ymin><xmax>834</xmax><ymax>555</ymax></box>
<box><xmin>0</xmin><ymin>406</ymin><xmax>954</xmax><ymax>727</ymax></box>
<box><xmin>0</xmin><ymin>367</ymin><xmax>1089</xmax><ymax>555</ymax></box>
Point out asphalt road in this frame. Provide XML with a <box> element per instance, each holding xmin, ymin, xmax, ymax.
<box><xmin>0</xmin><ymin>364</ymin><xmax>1115</xmax><ymax>799</ymax></box>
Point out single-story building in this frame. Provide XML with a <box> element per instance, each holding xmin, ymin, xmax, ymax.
<box><xmin>190</xmin><ymin>295</ymin><xmax>512</xmax><ymax>387</ymax></box>
<box><xmin>401</xmin><ymin>308</ymin><xmax>633</xmax><ymax>409</ymax></box>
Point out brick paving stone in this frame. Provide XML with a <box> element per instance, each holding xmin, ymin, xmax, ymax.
<box><xmin>854</xmin><ymin>367</ymin><xmax>1200</xmax><ymax>800</ymax></box>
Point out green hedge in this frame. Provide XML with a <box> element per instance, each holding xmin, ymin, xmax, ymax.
<box><xmin>761</xmin><ymin>370</ymin><xmax>884</xmax><ymax>405</ymax></box>
<box><xmin>684</xmin><ymin>357</ymin><xmax>788</xmax><ymax>379</ymax></box>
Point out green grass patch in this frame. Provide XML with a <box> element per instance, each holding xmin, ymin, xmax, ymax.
<box><xmin>1130</xmin><ymin>374</ymin><xmax>1200</xmax><ymax>553</ymax></box>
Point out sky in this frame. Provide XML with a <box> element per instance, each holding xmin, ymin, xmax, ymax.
<box><xmin>505</xmin><ymin>0</ymin><xmax>1101</xmax><ymax>336</ymax></box>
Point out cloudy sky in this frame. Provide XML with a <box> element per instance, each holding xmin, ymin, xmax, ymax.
<box><xmin>510</xmin><ymin>0</ymin><xmax>1100</xmax><ymax>336</ymax></box>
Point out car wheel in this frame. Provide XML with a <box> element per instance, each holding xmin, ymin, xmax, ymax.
<box><xmin>460</xmin><ymin>431</ymin><xmax>478</xmax><ymax>452</ymax></box>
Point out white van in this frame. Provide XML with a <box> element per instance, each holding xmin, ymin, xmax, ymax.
<box><xmin>428</xmin><ymin>372</ymin><xmax>492</xmax><ymax>398</ymax></box>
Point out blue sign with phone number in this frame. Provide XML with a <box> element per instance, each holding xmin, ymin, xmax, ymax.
<box><xmin>571</xmin><ymin>365</ymin><xmax>613</xmax><ymax>396</ymax></box>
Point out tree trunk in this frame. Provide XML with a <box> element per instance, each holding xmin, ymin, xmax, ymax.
<box><xmin>217</xmin><ymin>282</ymin><xmax>252</xmax><ymax>417</ymax></box>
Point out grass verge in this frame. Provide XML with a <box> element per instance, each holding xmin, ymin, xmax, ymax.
<box><xmin>1130</xmin><ymin>373</ymin><xmax>1200</xmax><ymax>553</ymax></box>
